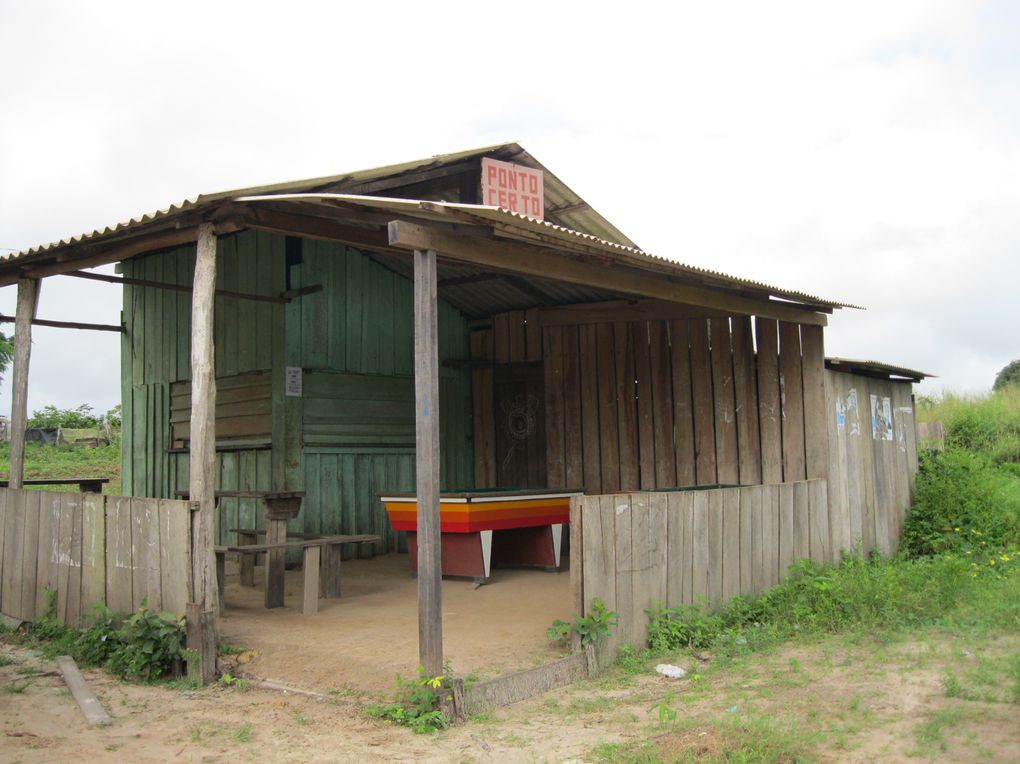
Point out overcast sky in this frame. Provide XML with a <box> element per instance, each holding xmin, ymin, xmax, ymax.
<box><xmin>1</xmin><ymin>0</ymin><xmax>1017</xmax><ymax>414</ymax></box>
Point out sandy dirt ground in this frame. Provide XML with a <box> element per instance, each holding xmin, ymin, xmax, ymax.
<box><xmin>216</xmin><ymin>553</ymin><xmax>574</xmax><ymax>694</ymax></box>
<box><xmin>2</xmin><ymin>628</ymin><xmax>1018</xmax><ymax>763</ymax></box>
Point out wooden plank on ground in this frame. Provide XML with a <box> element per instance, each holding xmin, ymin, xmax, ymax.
<box><xmin>793</xmin><ymin>480</ymin><xmax>810</xmax><ymax>562</ymax></box>
<box><xmin>710</xmin><ymin>318</ymin><xmax>739</xmax><ymax>485</ymax></box>
<box><xmin>81</xmin><ymin>494</ymin><xmax>106</xmax><ymax>619</ymax></box>
<box><xmin>464</xmin><ymin>653</ymin><xmax>588</xmax><ymax>716</ymax></box>
<box><xmin>562</xmin><ymin>326</ymin><xmax>583</xmax><ymax>491</ymax></box>
<box><xmin>778</xmin><ymin>482</ymin><xmax>795</xmax><ymax>579</ymax></box>
<box><xmin>689</xmin><ymin>319</ymin><xmax>716</xmax><ymax>485</ymax></box>
<box><xmin>595</xmin><ymin>323</ymin><xmax>620</xmax><ymax>492</ymax></box>
<box><xmin>721</xmin><ymin>488</ymin><xmax>740</xmax><ymax>602</ymax></box>
<box><xmin>633</xmin><ymin>322</ymin><xmax>656</xmax><ymax>489</ymax></box>
<box><xmin>755</xmin><ymin>317</ymin><xmax>783</xmax><ymax>483</ymax></box>
<box><xmin>579</xmin><ymin>324</ymin><xmax>602</xmax><ymax>494</ymax></box>
<box><xmin>691</xmin><ymin>490</ymin><xmax>710</xmax><ymax>603</ymax></box>
<box><xmin>731</xmin><ymin>316</ymin><xmax>762</xmax><ymax>485</ymax></box>
<box><xmin>779</xmin><ymin>322</ymin><xmax>806</xmax><ymax>482</ymax></box>
<box><xmin>808</xmin><ymin>479</ymin><xmax>830</xmax><ymax>563</ymax></box>
<box><xmin>543</xmin><ymin>326</ymin><xmax>566</xmax><ymax>489</ymax></box>
<box><xmin>669</xmin><ymin>320</ymin><xmax>696</xmax><ymax>486</ymax></box>
<box><xmin>614</xmin><ymin>323</ymin><xmax>639</xmax><ymax>491</ymax></box>
<box><xmin>801</xmin><ymin>325</ymin><xmax>828</xmax><ymax>480</ymax></box>
<box><xmin>649</xmin><ymin>321</ymin><xmax>677</xmax><ymax>488</ymax></box>
<box><xmin>55</xmin><ymin>655</ymin><xmax>111</xmax><ymax>727</ymax></box>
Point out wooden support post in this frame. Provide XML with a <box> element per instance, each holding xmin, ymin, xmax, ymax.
<box><xmin>414</xmin><ymin>248</ymin><xmax>443</xmax><ymax>678</ymax></box>
<box><xmin>187</xmin><ymin>223</ymin><xmax>219</xmax><ymax>683</ymax></box>
<box><xmin>302</xmin><ymin>545</ymin><xmax>320</xmax><ymax>615</ymax></box>
<box><xmin>264</xmin><ymin>518</ymin><xmax>286</xmax><ymax>608</ymax></box>
<box><xmin>8</xmin><ymin>278</ymin><xmax>39</xmax><ymax>489</ymax></box>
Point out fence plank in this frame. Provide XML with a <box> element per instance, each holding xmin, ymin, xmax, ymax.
<box><xmin>596</xmin><ymin>323</ymin><xmax>620</xmax><ymax>492</ymax></box>
<box><xmin>779</xmin><ymin>322</ymin><xmax>806</xmax><ymax>482</ymax></box>
<box><xmin>665</xmin><ymin>491</ymin><xmax>693</xmax><ymax>606</ymax></box>
<box><xmin>0</xmin><ymin>489</ymin><xmax>6</xmax><ymax>609</ymax></box>
<box><xmin>669</xmin><ymin>320</ymin><xmax>696</xmax><ymax>487</ymax></box>
<box><xmin>81</xmin><ymin>494</ymin><xmax>106</xmax><ymax>620</ymax></box>
<box><xmin>793</xmin><ymin>480</ymin><xmax>810</xmax><ymax>561</ymax></box>
<box><xmin>582</xmin><ymin>497</ymin><xmax>614</xmax><ymax>630</ymax></box>
<box><xmin>691</xmin><ymin>491</ymin><xmax>710</xmax><ymax>603</ymax></box>
<box><xmin>614</xmin><ymin>323</ymin><xmax>639</xmax><ymax>491</ymax></box>
<box><xmin>597</xmin><ymin>495</ymin><xmax>620</xmax><ymax>653</ymax></box>
<box><xmin>707</xmin><ymin>489</ymin><xmax>724</xmax><ymax>605</ymax></box>
<box><xmin>65</xmin><ymin>494</ymin><xmax>84</xmax><ymax>628</ymax></box>
<box><xmin>761</xmin><ymin>484</ymin><xmax>780</xmax><ymax>588</ymax></box>
<box><xmin>35</xmin><ymin>493</ymin><xmax>60</xmax><ymax>619</ymax></box>
<box><xmin>801</xmin><ymin>325</ymin><xmax>828</xmax><ymax>480</ymax></box>
<box><xmin>161</xmin><ymin>500</ymin><xmax>190</xmax><ymax>617</ymax></box>
<box><xmin>633</xmin><ymin>322</ymin><xmax>656</xmax><ymax>490</ymax></box>
<box><xmin>614</xmin><ymin>495</ymin><xmax>636</xmax><ymax>645</ymax></box>
<box><xmin>722</xmin><ymin>488</ymin><xmax>740</xmax><ymax>601</ymax></box>
<box><xmin>778</xmin><ymin>482</ymin><xmax>795</xmax><ymax>579</ymax></box>
<box><xmin>563</xmin><ymin>326</ymin><xmax>584</xmax><ymax>491</ymax></box>
<box><xmin>106</xmin><ymin>496</ymin><xmax>134</xmax><ymax>615</ymax></box>
<box><xmin>543</xmin><ymin>327</ymin><xmax>566</xmax><ymax>489</ymax></box>
<box><xmin>809</xmin><ymin>479</ymin><xmax>830</xmax><ymax>563</ymax></box>
<box><xmin>755</xmin><ymin>317</ymin><xmax>783</xmax><ymax>483</ymax></box>
<box><xmin>579</xmin><ymin>325</ymin><xmax>602</xmax><ymax>494</ymax></box>
<box><xmin>824</xmin><ymin>372</ymin><xmax>849</xmax><ymax>559</ymax></box>
<box><xmin>648</xmin><ymin>492</ymin><xmax>668</xmax><ymax>613</ymax></box>
<box><xmin>2</xmin><ymin>490</ymin><xmax>25</xmax><ymax>618</ymax></box>
<box><xmin>20</xmin><ymin>491</ymin><xmax>41</xmax><ymax>621</ymax></box>
<box><xmin>629</xmin><ymin>493</ymin><xmax>650</xmax><ymax>646</ymax></box>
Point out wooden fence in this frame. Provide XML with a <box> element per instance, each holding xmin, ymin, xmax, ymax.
<box><xmin>572</xmin><ymin>480</ymin><xmax>830</xmax><ymax>650</ymax></box>
<box><xmin>0</xmin><ymin>488</ymin><xmax>191</xmax><ymax>627</ymax></box>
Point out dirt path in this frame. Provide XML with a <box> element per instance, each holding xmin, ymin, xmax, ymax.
<box><xmin>2</xmin><ymin>630</ymin><xmax>1017</xmax><ymax>763</ymax></box>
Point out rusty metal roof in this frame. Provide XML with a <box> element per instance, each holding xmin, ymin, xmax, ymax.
<box><xmin>825</xmin><ymin>358</ymin><xmax>933</xmax><ymax>382</ymax></box>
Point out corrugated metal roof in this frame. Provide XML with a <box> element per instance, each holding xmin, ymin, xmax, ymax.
<box><xmin>3</xmin><ymin>142</ymin><xmax>635</xmax><ymax>261</ymax></box>
<box><xmin>825</xmin><ymin>358</ymin><xmax>933</xmax><ymax>381</ymax></box>
<box><xmin>235</xmin><ymin>193</ymin><xmax>857</xmax><ymax>311</ymax></box>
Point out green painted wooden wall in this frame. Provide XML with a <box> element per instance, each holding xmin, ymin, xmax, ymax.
<box><xmin>120</xmin><ymin>230</ymin><xmax>474</xmax><ymax>552</ymax></box>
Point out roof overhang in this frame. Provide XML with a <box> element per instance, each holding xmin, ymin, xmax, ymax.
<box><xmin>825</xmin><ymin>357</ymin><xmax>933</xmax><ymax>383</ymax></box>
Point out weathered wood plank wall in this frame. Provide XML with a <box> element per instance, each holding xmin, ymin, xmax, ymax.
<box><xmin>473</xmin><ymin>313</ymin><xmax>826</xmax><ymax>492</ymax></box>
<box><xmin>0</xmin><ymin>488</ymin><xmax>190</xmax><ymax>626</ymax></box>
<box><xmin>823</xmin><ymin>370</ymin><xmax>918</xmax><ymax>556</ymax></box>
<box><xmin>572</xmin><ymin>480</ymin><xmax>830</xmax><ymax>650</ymax></box>
<box><xmin>122</xmin><ymin>233</ymin><xmax>473</xmax><ymax>555</ymax></box>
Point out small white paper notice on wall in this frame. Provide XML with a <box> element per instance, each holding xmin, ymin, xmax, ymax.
<box><xmin>285</xmin><ymin>367</ymin><xmax>302</xmax><ymax>397</ymax></box>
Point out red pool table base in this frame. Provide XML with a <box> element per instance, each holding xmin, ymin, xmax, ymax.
<box><xmin>406</xmin><ymin>523</ymin><xmax>564</xmax><ymax>583</ymax></box>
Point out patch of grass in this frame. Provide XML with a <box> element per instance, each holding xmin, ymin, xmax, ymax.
<box><xmin>911</xmin><ymin>708</ymin><xmax>967</xmax><ymax>756</ymax></box>
<box><xmin>234</xmin><ymin>722</ymin><xmax>254</xmax><ymax>743</ymax></box>
<box><xmin>0</xmin><ymin>654</ymin><xmax>14</xmax><ymax>667</ymax></box>
<box><xmin>219</xmin><ymin>642</ymin><xmax>246</xmax><ymax>656</ymax></box>
<box><xmin>0</xmin><ymin>440</ymin><xmax>121</xmax><ymax>494</ymax></box>
<box><xmin>4</xmin><ymin>679</ymin><xmax>33</xmax><ymax>694</ymax></box>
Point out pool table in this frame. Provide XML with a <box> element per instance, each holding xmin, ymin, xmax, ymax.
<box><xmin>379</xmin><ymin>489</ymin><xmax>582</xmax><ymax>582</ymax></box>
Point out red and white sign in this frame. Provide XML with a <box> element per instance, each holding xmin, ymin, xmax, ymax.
<box><xmin>480</xmin><ymin>157</ymin><xmax>544</xmax><ymax>220</ymax></box>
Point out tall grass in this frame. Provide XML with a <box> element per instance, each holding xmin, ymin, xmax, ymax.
<box><xmin>918</xmin><ymin>386</ymin><xmax>1020</xmax><ymax>464</ymax></box>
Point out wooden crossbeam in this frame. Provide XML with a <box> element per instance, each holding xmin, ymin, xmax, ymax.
<box><xmin>63</xmin><ymin>270</ymin><xmax>320</xmax><ymax>305</ymax></box>
<box><xmin>0</xmin><ymin>313</ymin><xmax>123</xmax><ymax>333</ymax></box>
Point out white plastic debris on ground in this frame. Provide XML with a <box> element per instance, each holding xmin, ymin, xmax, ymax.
<box><xmin>654</xmin><ymin>663</ymin><xmax>687</xmax><ymax>679</ymax></box>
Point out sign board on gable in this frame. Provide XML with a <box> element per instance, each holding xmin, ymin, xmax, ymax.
<box><xmin>480</xmin><ymin>157</ymin><xmax>544</xmax><ymax>220</ymax></box>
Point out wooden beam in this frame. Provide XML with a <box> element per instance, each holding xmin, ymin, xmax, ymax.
<box><xmin>539</xmin><ymin>298</ymin><xmax>727</xmax><ymax>327</ymax></box>
<box><xmin>64</xmin><ymin>270</ymin><xmax>290</xmax><ymax>304</ymax></box>
<box><xmin>0</xmin><ymin>313</ymin><xmax>123</xmax><ymax>333</ymax></box>
<box><xmin>55</xmin><ymin>655</ymin><xmax>111</xmax><ymax>727</ymax></box>
<box><xmin>239</xmin><ymin>207</ymin><xmax>390</xmax><ymax>252</ymax></box>
<box><xmin>388</xmin><ymin>222</ymin><xmax>827</xmax><ymax>326</ymax></box>
<box><xmin>414</xmin><ymin>247</ymin><xmax>443</xmax><ymax>678</ymax></box>
<box><xmin>8</xmin><ymin>278</ymin><xmax>39</xmax><ymax>489</ymax></box>
<box><xmin>187</xmin><ymin>223</ymin><xmax>219</xmax><ymax>684</ymax></box>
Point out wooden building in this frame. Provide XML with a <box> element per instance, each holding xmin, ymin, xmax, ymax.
<box><xmin>0</xmin><ymin>143</ymin><xmax>928</xmax><ymax>681</ymax></box>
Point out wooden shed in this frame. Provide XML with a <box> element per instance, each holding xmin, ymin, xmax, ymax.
<box><xmin>0</xmin><ymin>143</ymin><xmax>927</xmax><ymax>685</ymax></box>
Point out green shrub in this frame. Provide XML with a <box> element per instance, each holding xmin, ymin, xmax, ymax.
<box><xmin>366</xmin><ymin>669</ymin><xmax>450</xmax><ymax>734</ymax></box>
<box><xmin>107</xmin><ymin>606</ymin><xmax>187</xmax><ymax>682</ymax></box>
<box><xmin>901</xmin><ymin>449</ymin><xmax>1020</xmax><ymax>558</ymax></box>
<box><xmin>547</xmin><ymin>598</ymin><xmax>621</xmax><ymax>648</ymax></box>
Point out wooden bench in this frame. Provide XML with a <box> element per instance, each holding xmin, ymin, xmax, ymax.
<box><xmin>0</xmin><ymin>477</ymin><xmax>109</xmax><ymax>493</ymax></box>
<box><xmin>215</xmin><ymin>533</ymin><xmax>380</xmax><ymax>615</ymax></box>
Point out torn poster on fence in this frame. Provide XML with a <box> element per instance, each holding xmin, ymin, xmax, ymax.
<box><xmin>871</xmin><ymin>394</ymin><xmax>893</xmax><ymax>441</ymax></box>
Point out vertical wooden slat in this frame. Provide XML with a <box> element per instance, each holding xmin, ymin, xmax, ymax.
<box><xmin>414</xmin><ymin>248</ymin><xmax>443</xmax><ymax>678</ymax></box>
<box><xmin>81</xmin><ymin>494</ymin><xmax>106</xmax><ymax>620</ymax></box>
<box><xmin>9</xmin><ymin>278</ymin><xmax>40</xmax><ymax>489</ymax></box>
<box><xmin>569</xmin><ymin>497</ymin><xmax>585</xmax><ymax>620</ymax></box>
<box><xmin>471</xmin><ymin>329</ymin><xmax>496</xmax><ymax>489</ymax></box>
<box><xmin>793</xmin><ymin>480</ymin><xmax>810</xmax><ymax>561</ymax></box>
<box><xmin>648</xmin><ymin>491</ymin><xmax>669</xmax><ymax>624</ymax></box>
<box><xmin>824</xmin><ymin>372</ymin><xmax>850</xmax><ymax>559</ymax></box>
<box><xmin>731</xmin><ymin>316</ymin><xmax>762</xmax><ymax>485</ymax></box>
<box><xmin>779</xmin><ymin>322</ymin><xmax>807</xmax><ymax>482</ymax></box>
<box><xmin>649</xmin><ymin>321</ymin><xmax>677</xmax><ymax>488</ymax></box>
<box><xmin>525</xmin><ymin>308</ymin><xmax>542</xmax><ymax>362</ymax></box>
<box><xmin>543</xmin><ymin>326</ymin><xmax>566</xmax><ymax>489</ymax></box>
<box><xmin>691</xmin><ymin>490</ymin><xmax>710</xmax><ymax>604</ymax></box>
<box><xmin>614</xmin><ymin>323</ymin><xmax>640</xmax><ymax>491</ymax></box>
<box><xmin>760</xmin><ymin>485</ymin><xmax>778</xmax><ymax>589</ymax></box>
<box><xmin>711</xmin><ymin>318</ymin><xmax>739</xmax><ymax>485</ymax></box>
<box><xmin>801</xmin><ymin>325</ymin><xmax>828</xmax><ymax>481</ymax></box>
<box><xmin>562</xmin><ymin>326</ymin><xmax>583</xmax><ymax>490</ymax></box>
<box><xmin>689</xmin><ymin>319</ymin><xmax>716</xmax><ymax>485</ymax></box>
<box><xmin>669</xmin><ymin>320</ymin><xmax>696</xmax><ymax>487</ymax></box>
<box><xmin>808</xmin><ymin>479</ymin><xmax>830</xmax><ymax>563</ymax></box>
<box><xmin>106</xmin><ymin>496</ymin><xmax>133</xmax><ymax>614</ymax></box>
<box><xmin>493</xmin><ymin>312</ymin><xmax>510</xmax><ymax>364</ymax></box>
<box><xmin>628</xmin><ymin>493</ymin><xmax>650</xmax><ymax>646</ymax></box>
<box><xmin>20</xmin><ymin>491</ymin><xmax>40</xmax><ymax>621</ymax></box>
<box><xmin>1</xmin><ymin>490</ymin><xmax>24</xmax><ymax>618</ymax></box>
<box><xmin>507</xmin><ymin>310</ymin><xmax>526</xmax><ymax>363</ymax></box>
<box><xmin>857</xmin><ymin>377</ymin><xmax>877</xmax><ymax>555</ymax></box>
<box><xmin>738</xmin><ymin>486</ymin><xmax>755</xmax><ymax>596</ymax></box>
<box><xmin>755</xmin><ymin>317</ymin><xmax>783</xmax><ymax>484</ymax></box>
<box><xmin>592</xmin><ymin>496</ymin><xmax>619</xmax><ymax>653</ymax></box>
<box><xmin>159</xmin><ymin>500</ymin><xmax>189</xmax><ymax>617</ymax></box>
<box><xmin>721</xmin><ymin>488</ymin><xmax>740</xmax><ymax>601</ymax></box>
<box><xmin>35</xmin><ymin>493</ymin><xmax>59</xmax><ymax>619</ymax></box>
<box><xmin>665</xmin><ymin>491</ymin><xmax>693</xmax><ymax>606</ymax></box>
<box><xmin>778</xmin><ymin>482</ymin><xmax>795</xmax><ymax>579</ymax></box>
<box><xmin>707</xmin><ymin>489</ymin><xmax>724</xmax><ymax>605</ymax></box>
<box><xmin>595</xmin><ymin>323</ymin><xmax>620</xmax><ymax>492</ymax></box>
<box><xmin>66</xmin><ymin>494</ymin><xmax>84</xmax><ymax>627</ymax></box>
<box><xmin>613</xmin><ymin>494</ymin><xmax>634</xmax><ymax>645</ymax></box>
<box><xmin>579</xmin><ymin>325</ymin><xmax>602</xmax><ymax>494</ymax></box>
<box><xmin>633</xmin><ymin>322</ymin><xmax>656</xmax><ymax>489</ymax></box>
